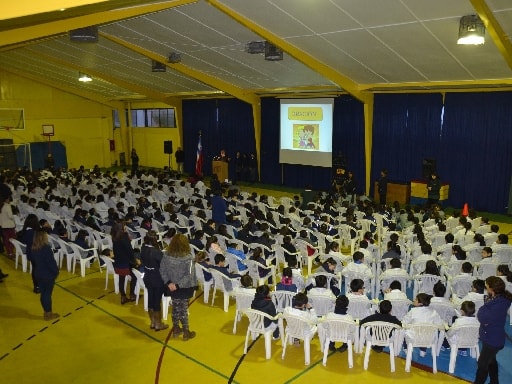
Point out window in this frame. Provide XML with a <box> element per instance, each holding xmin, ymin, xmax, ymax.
<box><xmin>131</xmin><ymin>108</ymin><xmax>176</xmax><ymax>128</ymax></box>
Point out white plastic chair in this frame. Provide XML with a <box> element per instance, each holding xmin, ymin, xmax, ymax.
<box><xmin>282</xmin><ymin>312</ymin><xmax>318</xmax><ymax>365</ymax></box>
<box><xmin>413</xmin><ymin>274</ymin><xmax>443</xmax><ymax>296</ymax></box>
<box><xmin>444</xmin><ymin>323</ymin><xmax>480</xmax><ymax>373</ymax></box>
<box><xmin>10</xmin><ymin>238</ymin><xmax>29</xmax><ymax>272</ymax></box>
<box><xmin>475</xmin><ymin>259</ymin><xmax>498</xmax><ymax>280</ymax></box>
<box><xmin>448</xmin><ymin>275</ymin><xmax>474</xmax><ymax>298</ymax></box>
<box><xmin>319</xmin><ymin>317</ymin><xmax>358</xmax><ymax>368</ymax></box>
<box><xmin>132</xmin><ymin>268</ymin><xmax>148</xmax><ymax>311</ymax></box>
<box><xmin>100</xmin><ymin>255</ymin><xmax>124</xmax><ymax>294</ymax></box>
<box><xmin>69</xmin><ymin>242</ymin><xmax>98</xmax><ymax>277</ymax></box>
<box><xmin>210</xmin><ymin>269</ymin><xmax>240</xmax><ymax>312</ymax></box>
<box><xmin>195</xmin><ymin>263</ymin><xmax>214</xmax><ymax>304</ymax></box>
<box><xmin>243</xmin><ymin>309</ymin><xmax>283</xmax><ymax>360</ymax></box>
<box><xmin>347</xmin><ymin>296</ymin><xmax>373</xmax><ymax>321</ymax></box>
<box><xmin>244</xmin><ymin>259</ymin><xmax>275</xmax><ymax>287</ymax></box>
<box><xmin>361</xmin><ymin>321</ymin><xmax>402</xmax><ymax>372</ymax></box>
<box><xmin>270</xmin><ymin>290</ymin><xmax>295</xmax><ymax>313</ymax></box>
<box><xmin>388</xmin><ymin>299</ymin><xmax>412</xmax><ymax>321</ymax></box>
<box><xmin>307</xmin><ymin>294</ymin><xmax>335</xmax><ymax>317</ymax></box>
<box><xmin>404</xmin><ymin>323</ymin><xmax>442</xmax><ymax>373</ymax></box>
<box><xmin>232</xmin><ymin>290</ymin><xmax>255</xmax><ymax>334</ymax></box>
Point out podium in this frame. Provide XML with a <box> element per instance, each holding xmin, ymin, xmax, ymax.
<box><xmin>212</xmin><ymin>160</ymin><xmax>228</xmax><ymax>182</ymax></box>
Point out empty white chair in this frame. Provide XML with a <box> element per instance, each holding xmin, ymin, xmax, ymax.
<box><xmin>361</xmin><ymin>321</ymin><xmax>402</xmax><ymax>372</ymax></box>
<box><xmin>69</xmin><ymin>242</ymin><xmax>98</xmax><ymax>277</ymax></box>
<box><xmin>10</xmin><ymin>238</ymin><xmax>29</xmax><ymax>272</ymax></box>
<box><xmin>195</xmin><ymin>263</ymin><xmax>214</xmax><ymax>304</ymax></box>
<box><xmin>132</xmin><ymin>268</ymin><xmax>148</xmax><ymax>311</ymax></box>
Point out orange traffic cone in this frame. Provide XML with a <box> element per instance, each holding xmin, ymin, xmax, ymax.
<box><xmin>461</xmin><ymin>203</ymin><xmax>469</xmax><ymax>217</ymax></box>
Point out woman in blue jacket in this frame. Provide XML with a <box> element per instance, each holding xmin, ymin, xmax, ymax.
<box><xmin>474</xmin><ymin>276</ymin><xmax>512</xmax><ymax>384</ymax></box>
<box><xmin>31</xmin><ymin>229</ymin><xmax>59</xmax><ymax>320</ymax></box>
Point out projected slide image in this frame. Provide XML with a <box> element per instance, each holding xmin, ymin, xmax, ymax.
<box><xmin>293</xmin><ymin>124</ymin><xmax>319</xmax><ymax>149</ymax></box>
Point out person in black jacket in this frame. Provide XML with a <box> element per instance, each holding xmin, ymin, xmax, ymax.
<box><xmin>111</xmin><ymin>222</ymin><xmax>137</xmax><ymax>304</ymax></box>
<box><xmin>140</xmin><ymin>231</ymin><xmax>168</xmax><ymax>331</ymax></box>
<box><xmin>377</xmin><ymin>169</ymin><xmax>388</xmax><ymax>204</ymax></box>
<box><xmin>359</xmin><ymin>300</ymin><xmax>401</xmax><ymax>352</ymax></box>
<box><xmin>174</xmin><ymin>147</ymin><xmax>184</xmax><ymax>174</ymax></box>
<box><xmin>31</xmin><ymin>229</ymin><xmax>59</xmax><ymax>320</ymax></box>
<box><xmin>251</xmin><ymin>284</ymin><xmax>280</xmax><ymax>339</ymax></box>
<box><xmin>427</xmin><ymin>173</ymin><xmax>441</xmax><ymax>206</ymax></box>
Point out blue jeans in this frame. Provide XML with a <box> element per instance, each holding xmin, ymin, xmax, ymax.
<box><xmin>38</xmin><ymin>279</ymin><xmax>55</xmax><ymax>312</ymax></box>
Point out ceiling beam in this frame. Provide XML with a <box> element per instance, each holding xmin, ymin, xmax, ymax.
<box><xmin>30</xmin><ymin>51</ymin><xmax>176</xmax><ymax>105</ymax></box>
<box><xmin>0</xmin><ymin>0</ymin><xmax>198</xmax><ymax>48</ymax></box>
<box><xmin>0</xmin><ymin>65</ymin><xmax>123</xmax><ymax>110</ymax></box>
<box><xmin>360</xmin><ymin>78</ymin><xmax>512</xmax><ymax>93</ymax></box>
<box><xmin>1</xmin><ymin>1</ymin><xmax>107</xmax><ymax>20</ymax></box>
<box><xmin>470</xmin><ymin>0</ymin><xmax>512</xmax><ymax>71</ymax></box>
<box><xmin>100</xmin><ymin>32</ymin><xmax>260</xmax><ymax>105</ymax></box>
<box><xmin>207</xmin><ymin>0</ymin><xmax>370</xmax><ymax>104</ymax></box>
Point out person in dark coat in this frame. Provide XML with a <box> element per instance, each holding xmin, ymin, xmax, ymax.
<box><xmin>31</xmin><ymin>229</ymin><xmax>59</xmax><ymax>320</ymax></box>
<box><xmin>377</xmin><ymin>169</ymin><xmax>388</xmax><ymax>204</ymax></box>
<box><xmin>111</xmin><ymin>222</ymin><xmax>137</xmax><ymax>304</ymax></box>
<box><xmin>19</xmin><ymin>214</ymin><xmax>41</xmax><ymax>293</ymax></box>
<box><xmin>140</xmin><ymin>231</ymin><xmax>168</xmax><ymax>331</ymax></box>
<box><xmin>474</xmin><ymin>276</ymin><xmax>512</xmax><ymax>384</ymax></box>
<box><xmin>174</xmin><ymin>147</ymin><xmax>184</xmax><ymax>174</ymax></box>
<box><xmin>251</xmin><ymin>284</ymin><xmax>280</xmax><ymax>339</ymax></box>
<box><xmin>427</xmin><ymin>173</ymin><xmax>441</xmax><ymax>206</ymax></box>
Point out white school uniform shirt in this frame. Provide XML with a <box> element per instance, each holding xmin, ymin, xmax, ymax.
<box><xmin>283</xmin><ymin>307</ymin><xmax>318</xmax><ymax>335</ymax></box>
<box><xmin>342</xmin><ymin>262</ymin><xmax>373</xmax><ymax>280</ymax></box>
<box><xmin>446</xmin><ymin>316</ymin><xmax>479</xmax><ymax>344</ymax></box>
<box><xmin>402</xmin><ymin>306</ymin><xmax>444</xmax><ymax>340</ymax></box>
<box><xmin>308</xmin><ymin>287</ymin><xmax>336</xmax><ymax>299</ymax></box>
<box><xmin>384</xmin><ymin>289</ymin><xmax>408</xmax><ymax>301</ymax></box>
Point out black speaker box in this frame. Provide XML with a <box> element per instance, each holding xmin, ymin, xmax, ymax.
<box><xmin>422</xmin><ymin>158</ymin><xmax>436</xmax><ymax>179</ymax></box>
<box><xmin>164</xmin><ymin>140</ymin><xmax>173</xmax><ymax>154</ymax></box>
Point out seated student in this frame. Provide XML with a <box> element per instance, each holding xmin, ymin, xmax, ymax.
<box><xmin>276</xmin><ymin>267</ymin><xmax>298</xmax><ymax>292</ymax></box>
<box><xmin>442</xmin><ymin>300</ymin><xmax>479</xmax><ymax>353</ymax></box>
<box><xmin>251</xmin><ymin>285</ymin><xmax>280</xmax><ymax>340</ymax></box>
<box><xmin>342</xmin><ymin>251</ymin><xmax>373</xmax><ymax>281</ymax></box>
<box><xmin>205</xmin><ymin>235</ymin><xmax>222</xmax><ymax>255</ymax></box>
<box><xmin>356</xmin><ymin>239</ymin><xmax>372</xmax><ymax>263</ymax></box>
<box><xmin>347</xmin><ymin>278</ymin><xmax>371</xmax><ymax>303</ymax></box>
<box><xmin>190</xmin><ymin>230</ymin><xmax>205</xmax><ymax>250</ymax></box>
<box><xmin>195</xmin><ymin>251</ymin><xmax>212</xmax><ymax>282</ymax></box>
<box><xmin>384</xmin><ymin>280</ymin><xmax>408</xmax><ymax>300</ymax></box>
<box><xmin>452</xmin><ymin>279</ymin><xmax>485</xmax><ymax>307</ymax></box>
<box><xmin>322</xmin><ymin>295</ymin><xmax>354</xmax><ymax>352</ymax></box>
<box><xmin>431</xmin><ymin>281</ymin><xmax>450</xmax><ymax>304</ymax></box>
<box><xmin>282</xmin><ymin>235</ymin><xmax>298</xmax><ymax>264</ymax></box>
<box><xmin>360</xmin><ymin>300</ymin><xmax>402</xmax><ymax>352</ymax></box>
<box><xmin>497</xmin><ymin>264</ymin><xmax>512</xmax><ymax>284</ymax></box>
<box><xmin>288</xmin><ymin>257</ymin><xmax>305</xmax><ymax>292</ymax></box>
<box><xmin>226</xmin><ymin>241</ymin><xmax>248</xmax><ymax>273</ymax></box>
<box><xmin>313</xmin><ymin>257</ymin><xmax>341</xmax><ymax>295</ymax></box>
<box><xmin>235</xmin><ymin>274</ymin><xmax>256</xmax><ymax>295</ymax></box>
<box><xmin>283</xmin><ymin>292</ymin><xmax>318</xmax><ymax>345</ymax></box>
<box><xmin>210</xmin><ymin>253</ymin><xmax>242</xmax><ymax>291</ymax></box>
<box><xmin>203</xmin><ymin>219</ymin><xmax>216</xmax><ymax>237</ymax></box>
<box><xmin>381</xmin><ymin>240</ymin><xmax>401</xmax><ymax>261</ymax></box>
<box><xmin>402</xmin><ymin>293</ymin><xmax>444</xmax><ymax>357</ymax></box>
<box><xmin>306</xmin><ymin>274</ymin><xmax>337</xmax><ymax>298</ymax></box>
<box><xmin>249</xmin><ymin>247</ymin><xmax>271</xmax><ymax>280</ymax></box>
<box><xmin>380</xmin><ymin>258</ymin><xmax>409</xmax><ymax>282</ymax></box>
<box><xmin>481</xmin><ymin>246</ymin><xmax>493</xmax><ymax>259</ymax></box>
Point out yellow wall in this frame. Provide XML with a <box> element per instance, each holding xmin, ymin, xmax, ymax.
<box><xmin>0</xmin><ymin>71</ymin><xmax>181</xmax><ymax>170</ymax></box>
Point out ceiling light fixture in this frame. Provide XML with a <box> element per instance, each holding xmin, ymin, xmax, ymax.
<box><xmin>457</xmin><ymin>15</ymin><xmax>485</xmax><ymax>45</ymax></box>
<box><xmin>151</xmin><ymin>60</ymin><xmax>166</xmax><ymax>72</ymax></box>
<box><xmin>78</xmin><ymin>72</ymin><xmax>92</xmax><ymax>82</ymax></box>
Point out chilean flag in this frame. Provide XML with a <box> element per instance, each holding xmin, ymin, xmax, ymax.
<box><xmin>195</xmin><ymin>134</ymin><xmax>203</xmax><ymax>175</ymax></box>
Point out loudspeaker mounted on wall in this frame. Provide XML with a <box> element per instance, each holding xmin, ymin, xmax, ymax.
<box><xmin>164</xmin><ymin>140</ymin><xmax>173</xmax><ymax>154</ymax></box>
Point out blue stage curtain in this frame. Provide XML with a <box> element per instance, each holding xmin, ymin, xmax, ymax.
<box><xmin>333</xmin><ymin>95</ymin><xmax>365</xmax><ymax>195</ymax></box>
<box><xmin>372</xmin><ymin>93</ymin><xmax>443</xmax><ymax>195</ymax></box>
<box><xmin>261</xmin><ymin>97</ymin><xmax>281</xmax><ymax>185</ymax></box>
<box><xmin>440</xmin><ymin>92</ymin><xmax>512</xmax><ymax>213</ymax></box>
<box><xmin>183</xmin><ymin>99</ymin><xmax>255</xmax><ymax>176</ymax></box>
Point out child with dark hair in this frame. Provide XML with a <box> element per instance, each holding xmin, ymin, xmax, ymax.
<box><xmin>360</xmin><ymin>300</ymin><xmax>402</xmax><ymax>352</ymax></box>
<box><xmin>284</xmin><ymin>292</ymin><xmax>318</xmax><ymax>345</ymax></box>
<box><xmin>276</xmin><ymin>267</ymin><xmax>298</xmax><ymax>292</ymax></box>
<box><xmin>402</xmin><ymin>293</ymin><xmax>444</xmax><ymax>357</ymax></box>
<box><xmin>251</xmin><ymin>285</ymin><xmax>280</xmax><ymax>340</ymax></box>
<box><xmin>322</xmin><ymin>295</ymin><xmax>354</xmax><ymax>352</ymax></box>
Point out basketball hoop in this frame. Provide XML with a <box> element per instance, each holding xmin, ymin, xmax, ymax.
<box><xmin>42</xmin><ymin>124</ymin><xmax>54</xmax><ymax>136</ymax></box>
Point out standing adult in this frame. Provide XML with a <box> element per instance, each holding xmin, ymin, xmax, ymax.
<box><xmin>234</xmin><ymin>151</ymin><xmax>244</xmax><ymax>182</ymax></box>
<box><xmin>377</xmin><ymin>169</ymin><xmax>388</xmax><ymax>204</ymax></box>
<box><xmin>175</xmin><ymin>146</ymin><xmax>184</xmax><ymax>174</ymax></box>
<box><xmin>111</xmin><ymin>222</ymin><xmax>137</xmax><ymax>304</ymax></box>
<box><xmin>131</xmin><ymin>148</ymin><xmax>139</xmax><ymax>176</ymax></box>
<box><xmin>427</xmin><ymin>173</ymin><xmax>441</xmax><ymax>206</ymax></box>
<box><xmin>211</xmin><ymin>189</ymin><xmax>227</xmax><ymax>229</ymax></box>
<box><xmin>474</xmin><ymin>276</ymin><xmax>512</xmax><ymax>384</ymax></box>
<box><xmin>0</xmin><ymin>195</ymin><xmax>16</xmax><ymax>260</ymax></box>
<box><xmin>31</xmin><ymin>229</ymin><xmax>59</xmax><ymax>320</ymax></box>
<box><xmin>248</xmin><ymin>153</ymin><xmax>258</xmax><ymax>183</ymax></box>
<box><xmin>344</xmin><ymin>171</ymin><xmax>356</xmax><ymax>204</ymax></box>
<box><xmin>159</xmin><ymin>233</ymin><xmax>197</xmax><ymax>340</ymax></box>
<box><xmin>20</xmin><ymin>214</ymin><xmax>41</xmax><ymax>293</ymax></box>
<box><xmin>140</xmin><ymin>231</ymin><xmax>168</xmax><ymax>331</ymax></box>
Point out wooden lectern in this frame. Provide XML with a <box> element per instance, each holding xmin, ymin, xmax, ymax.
<box><xmin>212</xmin><ymin>160</ymin><xmax>228</xmax><ymax>182</ymax></box>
